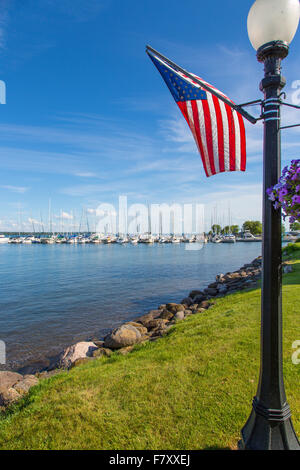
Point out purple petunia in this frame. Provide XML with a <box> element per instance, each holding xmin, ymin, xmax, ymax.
<box><xmin>267</xmin><ymin>159</ymin><xmax>300</xmax><ymax>223</ymax></box>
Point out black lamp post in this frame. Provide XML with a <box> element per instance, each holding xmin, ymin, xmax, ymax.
<box><xmin>239</xmin><ymin>0</ymin><xmax>300</xmax><ymax>450</ymax></box>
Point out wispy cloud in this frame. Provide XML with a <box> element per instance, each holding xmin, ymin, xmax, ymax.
<box><xmin>54</xmin><ymin>210</ymin><xmax>73</xmax><ymax>220</ymax></box>
<box><xmin>0</xmin><ymin>184</ymin><xmax>29</xmax><ymax>193</ymax></box>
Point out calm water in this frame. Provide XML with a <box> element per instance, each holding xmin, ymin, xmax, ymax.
<box><xmin>0</xmin><ymin>242</ymin><xmax>261</xmax><ymax>370</ymax></box>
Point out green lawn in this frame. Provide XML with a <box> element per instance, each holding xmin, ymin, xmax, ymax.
<box><xmin>0</xmin><ymin>252</ymin><xmax>299</xmax><ymax>450</ymax></box>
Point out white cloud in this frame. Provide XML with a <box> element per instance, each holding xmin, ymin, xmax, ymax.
<box><xmin>54</xmin><ymin>211</ymin><xmax>73</xmax><ymax>220</ymax></box>
<box><xmin>0</xmin><ymin>184</ymin><xmax>29</xmax><ymax>193</ymax></box>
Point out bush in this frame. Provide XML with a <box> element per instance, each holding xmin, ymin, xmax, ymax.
<box><xmin>282</xmin><ymin>242</ymin><xmax>300</xmax><ymax>256</ymax></box>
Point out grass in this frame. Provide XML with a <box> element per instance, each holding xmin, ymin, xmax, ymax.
<box><xmin>0</xmin><ymin>252</ymin><xmax>299</xmax><ymax>450</ymax></box>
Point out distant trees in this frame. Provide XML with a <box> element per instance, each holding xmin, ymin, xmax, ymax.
<box><xmin>221</xmin><ymin>225</ymin><xmax>239</xmax><ymax>235</ymax></box>
<box><xmin>209</xmin><ymin>221</ymin><xmax>264</xmax><ymax>236</ymax></box>
<box><xmin>211</xmin><ymin>224</ymin><xmax>221</xmax><ymax>234</ymax></box>
<box><xmin>242</xmin><ymin>221</ymin><xmax>263</xmax><ymax>235</ymax></box>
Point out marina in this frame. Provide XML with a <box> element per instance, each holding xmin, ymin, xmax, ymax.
<box><xmin>0</xmin><ymin>231</ymin><xmax>298</xmax><ymax>245</ymax></box>
<box><xmin>0</xmin><ymin>241</ymin><xmax>263</xmax><ymax>371</ymax></box>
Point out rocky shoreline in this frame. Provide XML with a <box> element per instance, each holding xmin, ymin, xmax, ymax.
<box><xmin>0</xmin><ymin>255</ymin><xmax>275</xmax><ymax>409</ymax></box>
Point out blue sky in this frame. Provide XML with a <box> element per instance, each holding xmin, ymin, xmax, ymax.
<box><xmin>0</xmin><ymin>0</ymin><xmax>300</xmax><ymax>232</ymax></box>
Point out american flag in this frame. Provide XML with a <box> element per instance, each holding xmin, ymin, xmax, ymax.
<box><xmin>147</xmin><ymin>47</ymin><xmax>246</xmax><ymax>177</ymax></box>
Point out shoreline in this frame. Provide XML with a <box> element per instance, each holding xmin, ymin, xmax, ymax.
<box><xmin>0</xmin><ymin>254</ymin><xmax>264</xmax><ymax>408</ymax></box>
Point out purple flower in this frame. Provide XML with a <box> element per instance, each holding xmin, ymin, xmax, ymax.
<box><xmin>292</xmin><ymin>195</ymin><xmax>300</xmax><ymax>204</ymax></box>
<box><xmin>268</xmin><ymin>159</ymin><xmax>300</xmax><ymax>222</ymax></box>
<box><xmin>269</xmin><ymin>192</ymin><xmax>276</xmax><ymax>201</ymax></box>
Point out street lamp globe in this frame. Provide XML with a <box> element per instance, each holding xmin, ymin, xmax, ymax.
<box><xmin>247</xmin><ymin>0</ymin><xmax>300</xmax><ymax>50</ymax></box>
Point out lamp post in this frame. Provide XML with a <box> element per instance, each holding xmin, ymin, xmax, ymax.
<box><xmin>239</xmin><ymin>0</ymin><xmax>300</xmax><ymax>450</ymax></box>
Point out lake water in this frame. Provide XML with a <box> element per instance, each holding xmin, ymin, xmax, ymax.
<box><xmin>0</xmin><ymin>242</ymin><xmax>262</xmax><ymax>371</ymax></box>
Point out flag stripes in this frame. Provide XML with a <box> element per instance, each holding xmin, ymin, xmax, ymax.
<box><xmin>147</xmin><ymin>49</ymin><xmax>246</xmax><ymax>177</ymax></box>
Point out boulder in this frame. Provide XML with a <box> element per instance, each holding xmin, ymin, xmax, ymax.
<box><xmin>194</xmin><ymin>308</ymin><xmax>206</xmax><ymax>314</ymax></box>
<box><xmin>166</xmin><ymin>303</ymin><xmax>185</xmax><ymax>313</ymax></box>
<box><xmin>0</xmin><ymin>371</ymin><xmax>23</xmax><ymax>391</ymax></box>
<box><xmin>199</xmin><ymin>300</ymin><xmax>212</xmax><ymax>309</ymax></box>
<box><xmin>125</xmin><ymin>322</ymin><xmax>148</xmax><ymax>336</ymax></box>
<box><xmin>193</xmin><ymin>294</ymin><xmax>206</xmax><ymax>303</ymax></box>
<box><xmin>56</xmin><ymin>341</ymin><xmax>98</xmax><ymax>368</ymax></box>
<box><xmin>184</xmin><ymin>309</ymin><xmax>192</xmax><ymax>316</ymax></box>
<box><xmin>188</xmin><ymin>290</ymin><xmax>204</xmax><ymax>299</ymax></box>
<box><xmin>181</xmin><ymin>297</ymin><xmax>193</xmax><ymax>307</ymax></box>
<box><xmin>160</xmin><ymin>309</ymin><xmax>174</xmax><ymax>321</ymax></box>
<box><xmin>229</xmin><ymin>272</ymin><xmax>241</xmax><ymax>280</ymax></box>
<box><xmin>174</xmin><ymin>311</ymin><xmax>185</xmax><ymax>321</ymax></box>
<box><xmin>0</xmin><ymin>371</ymin><xmax>23</xmax><ymax>406</ymax></box>
<box><xmin>0</xmin><ymin>387</ymin><xmax>21</xmax><ymax>406</ymax></box>
<box><xmin>69</xmin><ymin>357</ymin><xmax>93</xmax><ymax>369</ymax></box>
<box><xmin>146</xmin><ymin>318</ymin><xmax>168</xmax><ymax>330</ymax></box>
<box><xmin>217</xmin><ymin>284</ymin><xmax>228</xmax><ymax>294</ymax></box>
<box><xmin>205</xmin><ymin>287</ymin><xmax>218</xmax><ymax>296</ymax></box>
<box><xmin>13</xmin><ymin>375</ymin><xmax>39</xmax><ymax>394</ymax></box>
<box><xmin>92</xmin><ymin>347</ymin><xmax>112</xmax><ymax>358</ymax></box>
<box><xmin>208</xmin><ymin>282</ymin><xmax>218</xmax><ymax>289</ymax></box>
<box><xmin>104</xmin><ymin>325</ymin><xmax>141</xmax><ymax>349</ymax></box>
<box><xmin>189</xmin><ymin>304</ymin><xmax>199</xmax><ymax>311</ymax></box>
<box><xmin>136</xmin><ymin>310</ymin><xmax>161</xmax><ymax>326</ymax></box>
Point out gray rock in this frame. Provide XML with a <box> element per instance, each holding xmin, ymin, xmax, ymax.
<box><xmin>184</xmin><ymin>309</ymin><xmax>193</xmax><ymax>316</ymax></box>
<box><xmin>160</xmin><ymin>309</ymin><xmax>174</xmax><ymax>320</ymax></box>
<box><xmin>104</xmin><ymin>324</ymin><xmax>141</xmax><ymax>349</ymax></box>
<box><xmin>193</xmin><ymin>294</ymin><xmax>206</xmax><ymax>303</ymax></box>
<box><xmin>0</xmin><ymin>371</ymin><xmax>23</xmax><ymax>406</ymax></box>
<box><xmin>92</xmin><ymin>347</ymin><xmax>112</xmax><ymax>358</ymax></box>
<box><xmin>0</xmin><ymin>371</ymin><xmax>23</xmax><ymax>390</ymax></box>
<box><xmin>206</xmin><ymin>287</ymin><xmax>218</xmax><ymax>296</ymax></box>
<box><xmin>217</xmin><ymin>284</ymin><xmax>228</xmax><ymax>293</ymax></box>
<box><xmin>136</xmin><ymin>310</ymin><xmax>162</xmax><ymax>326</ymax></box>
<box><xmin>166</xmin><ymin>303</ymin><xmax>185</xmax><ymax>313</ymax></box>
<box><xmin>146</xmin><ymin>318</ymin><xmax>169</xmax><ymax>330</ymax></box>
<box><xmin>56</xmin><ymin>341</ymin><xmax>98</xmax><ymax>368</ymax></box>
<box><xmin>0</xmin><ymin>387</ymin><xmax>21</xmax><ymax>406</ymax></box>
<box><xmin>188</xmin><ymin>290</ymin><xmax>204</xmax><ymax>299</ymax></box>
<box><xmin>125</xmin><ymin>322</ymin><xmax>148</xmax><ymax>335</ymax></box>
<box><xmin>13</xmin><ymin>375</ymin><xmax>39</xmax><ymax>394</ymax></box>
<box><xmin>174</xmin><ymin>311</ymin><xmax>185</xmax><ymax>321</ymax></box>
<box><xmin>181</xmin><ymin>297</ymin><xmax>193</xmax><ymax>307</ymax></box>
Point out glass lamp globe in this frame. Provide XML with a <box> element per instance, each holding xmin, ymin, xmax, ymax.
<box><xmin>247</xmin><ymin>0</ymin><xmax>300</xmax><ymax>50</ymax></box>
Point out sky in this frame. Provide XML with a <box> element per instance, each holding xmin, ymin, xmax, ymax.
<box><xmin>0</xmin><ymin>0</ymin><xmax>300</xmax><ymax>232</ymax></box>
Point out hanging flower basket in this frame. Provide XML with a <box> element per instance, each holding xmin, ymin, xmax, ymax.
<box><xmin>266</xmin><ymin>159</ymin><xmax>300</xmax><ymax>224</ymax></box>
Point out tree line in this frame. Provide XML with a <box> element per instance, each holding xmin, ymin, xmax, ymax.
<box><xmin>210</xmin><ymin>221</ymin><xmax>263</xmax><ymax>236</ymax></box>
